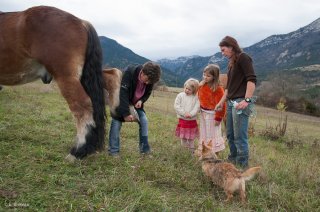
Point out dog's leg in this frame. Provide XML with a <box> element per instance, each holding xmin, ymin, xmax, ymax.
<box><xmin>239</xmin><ymin>180</ymin><xmax>246</xmax><ymax>204</ymax></box>
<box><xmin>224</xmin><ymin>191</ymin><xmax>233</xmax><ymax>202</ymax></box>
<box><xmin>224</xmin><ymin>178</ymin><xmax>238</xmax><ymax>203</ymax></box>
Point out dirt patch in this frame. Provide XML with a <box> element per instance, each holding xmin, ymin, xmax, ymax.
<box><xmin>0</xmin><ymin>189</ymin><xmax>18</xmax><ymax>199</ymax></box>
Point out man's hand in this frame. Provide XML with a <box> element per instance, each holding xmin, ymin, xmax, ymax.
<box><xmin>135</xmin><ymin>100</ymin><xmax>142</xmax><ymax>108</ymax></box>
<box><xmin>124</xmin><ymin>115</ymin><xmax>135</xmax><ymax>122</ymax></box>
<box><xmin>236</xmin><ymin>100</ymin><xmax>249</xmax><ymax>110</ymax></box>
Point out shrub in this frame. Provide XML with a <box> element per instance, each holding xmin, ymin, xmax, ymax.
<box><xmin>260</xmin><ymin>100</ymin><xmax>288</xmax><ymax>140</ymax></box>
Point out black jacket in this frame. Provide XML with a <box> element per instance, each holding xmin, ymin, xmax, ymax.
<box><xmin>112</xmin><ymin>65</ymin><xmax>153</xmax><ymax>121</ymax></box>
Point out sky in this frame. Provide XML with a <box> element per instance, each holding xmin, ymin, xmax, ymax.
<box><xmin>2</xmin><ymin>0</ymin><xmax>320</xmax><ymax>60</ymax></box>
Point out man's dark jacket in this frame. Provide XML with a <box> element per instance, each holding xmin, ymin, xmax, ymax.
<box><xmin>112</xmin><ymin>65</ymin><xmax>153</xmax><ymax>121</ymax></box>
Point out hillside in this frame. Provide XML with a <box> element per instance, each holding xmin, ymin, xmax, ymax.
<box><xmin>254</xmin><ymin>63</ymin><xmax>320</xmax><ymax>116</ymax></box>
<box><xmin>100</xmin><ymin>36</ymin><xmax>149</xmax><ymax>69</ymax></box>
<box><xmin>246</xmin><ymin>17</ymin><xmax>320</xmax><ymax>75</ymax></box>
<box><xmin>99</xmin><ymin>36</ymin><xmax>177</xmax><ymax>86</ymax></box>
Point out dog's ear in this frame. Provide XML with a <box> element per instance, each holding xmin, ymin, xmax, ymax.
<box><xmin>202</xmin><ymin>143</ymin><xmax>211</xmax><ymax>152</ymax></box>
<box><xmin>207</xmin><ymin>140</ymin><xmax>213</xmax><ymax>148</ymax></box>
<box><xmin>213</xmin><ymin>153</ymin><xmax>219</xmax><ymax>159</ymax></box>
<box><xmin>201</xmin><ymin>141</ymin><xmax>206</xmax><ymax>151</ymax></box>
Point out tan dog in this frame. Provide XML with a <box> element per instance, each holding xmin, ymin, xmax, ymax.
<box><xmin>200</xmin><ymin>141</ymin><xmax>261</xmax><ymax>203</ymax></box>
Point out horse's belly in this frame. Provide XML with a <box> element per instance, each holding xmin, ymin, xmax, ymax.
<box><xmin>0</xmin><ymin>59</ymin><xmax>47</xmax><ymax>85</ymax></box>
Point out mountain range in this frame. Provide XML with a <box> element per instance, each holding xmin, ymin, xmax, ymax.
<box><xmin>99</xmin><ymin>36</ymin><xmax>177</xmax><ymax>86</ymax></box>
<box><xmin>99</xmin><ymin>17</ymin><xmax>320</xmax><ymax>87</ymax></box>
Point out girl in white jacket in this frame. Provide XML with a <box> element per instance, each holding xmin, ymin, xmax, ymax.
<box><xmin>174</xmin><ymin>78</ymin><xmax>200</xmax><ymax>152</ymax></box>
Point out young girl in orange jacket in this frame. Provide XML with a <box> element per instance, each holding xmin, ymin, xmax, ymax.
<box><xmin>197</xmin><ymin>64</ymin><xmax>226</xmax><ymax>154</ymax></box>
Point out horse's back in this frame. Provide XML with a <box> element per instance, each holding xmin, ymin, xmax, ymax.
<box><xmin>0</xmin><ymin>6</ymin><xmax>88</xmax><ymax>85</ymax></box>
<box><xmin>20</xmin><ymin>6</ymin><xmax>88</xmax><ymax>72</ymax></box>
<box><xmin>102</xmin><ymin>68</ymin><xmax>122</xmax><ymax>91</ymax></box>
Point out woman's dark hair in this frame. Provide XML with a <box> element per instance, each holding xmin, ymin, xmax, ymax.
<box><xmin>219</xmin><ymin>36</ymin><xmax>243</xmax><ymax>70</ymax></box>
<box><xmin>142</xmin><ymin>61</ymin><xmax>161</xmax><ymax>84</ymax></box>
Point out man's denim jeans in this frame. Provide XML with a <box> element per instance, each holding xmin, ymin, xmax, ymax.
<box><xmin>108</xmin><ymin>109</ymin><xmax>150</xmax><ymax>155</ymax></box>
<box><xmin>226</xmin><ymin>98</ymin><xmax>254</xmax><ymax>167</ymax></box>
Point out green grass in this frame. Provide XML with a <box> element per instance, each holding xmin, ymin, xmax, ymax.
<box><xmin>0</xmin><ymin>82</ymin><xmax>320</xmax><ymax>211</ymax></box>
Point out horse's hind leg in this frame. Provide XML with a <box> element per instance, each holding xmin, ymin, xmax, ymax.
<box><xmin>55</xmin><ymin>77</ymin><xmax>97</xmax><ymax>161</ymax></box>
<box><xmin>102</xmin><ymin>68</ymin><xmax>122</xmax><ymax>114</ymax></box>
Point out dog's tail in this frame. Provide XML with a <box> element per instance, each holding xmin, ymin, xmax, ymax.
<box><xmin>241</xmin><ymin>166</ymin><xmax>261</xmax><ymax>181</ymax></box>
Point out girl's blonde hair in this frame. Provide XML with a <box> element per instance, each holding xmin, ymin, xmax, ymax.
<box><xmin>203</xmin><ymin>64</ymin><xmax>220</xmax><ymax>91</ymax></box>
<box><xmin>184</xmin><ymin>78</ymin><xmax>199</xmax><ymax>95</ymax></box>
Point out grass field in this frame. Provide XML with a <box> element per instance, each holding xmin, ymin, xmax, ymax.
<box><xmin>0</xmin><ymin>81</ymin><xmax>319</xmax><ymax>211</ymax></box>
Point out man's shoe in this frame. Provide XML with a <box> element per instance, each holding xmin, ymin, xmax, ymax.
<box><xmin>140</xmin><ymin>151</ymin><xmax>153</xmax><ymax>158</ymax></box>
<box><xmin>109</xmin><ymin>153</ymin><xmax>120</xmax><ymax>158</ymax></box>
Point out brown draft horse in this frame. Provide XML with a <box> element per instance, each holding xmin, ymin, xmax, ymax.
<box><xmin>0</xmin><ymin>6</ymin><xmax>106</xmax><ymax>161</ymax></box>
<box><xmin>219</xmin><ymin>74</ymin><xmax>228</xmax><ymax>130</ymax></box>
<box><xmin>219</xmin><ymin>74</ymin><xmax>228</xmax><ymax>90</ymax></box>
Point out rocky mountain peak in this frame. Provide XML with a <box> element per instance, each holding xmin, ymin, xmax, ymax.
<box><xmin>255</xmin><ymin>17</ymin><xmax>320</xmax><ymax>48</ymax></box>
<box><xmin>304</xmin><ymin>17</ymin><xmax>320</xmax><ymax>32</ymax></box>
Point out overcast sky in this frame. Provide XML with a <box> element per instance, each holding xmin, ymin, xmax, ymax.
<box><xmin>2</xmin><ymin>0</ymin><xmax>320</xmax><ymax>60</ymax></box>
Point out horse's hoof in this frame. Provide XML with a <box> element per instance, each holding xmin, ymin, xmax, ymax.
<box><xmin>65</xmin><ymin>154</ymin><xmax>77</xmax><ymax>163</ymax></box>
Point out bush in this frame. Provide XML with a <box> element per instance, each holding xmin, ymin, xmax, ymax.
<box><xmin>260</xmin><ymin>100</ymin><xmax>288</xmax><ymax>140</ymax></box>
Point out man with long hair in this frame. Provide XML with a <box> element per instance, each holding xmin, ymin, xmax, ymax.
<box><xmin>215</xmin><ymin>36</ymin><xmax>257</xmax><ymax>168</ymax></box>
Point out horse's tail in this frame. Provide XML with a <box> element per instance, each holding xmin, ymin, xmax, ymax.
<box><xmin>71</xmin><ymin>22</ymin><xmax>106</xmax><ymax>158</ymax></box>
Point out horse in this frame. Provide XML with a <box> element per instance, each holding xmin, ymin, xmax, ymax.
<box><xmin>219</xmin><ymin>74</ymin><xmax>228</xmax><ymax>130</ymax></box>
<box><xmin>0</xmin><ymin>6</ymin><xmax>106</xmax><ymax>161</ymax></box>
<box><xmin>219</xmin><ymin>73</ymin><xmax>228</xmax><ymax>89</ymax></box>
<box><xmin>102</xmin><ymin>68</ymin><xmax>139</xmax><ymax>122</ymax></box>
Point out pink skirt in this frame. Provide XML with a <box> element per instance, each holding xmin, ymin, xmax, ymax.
<box><xmin>199</xmin><ymin>109</ymin><xmax>225</xmax><ymax>153</ymax></box>
<box><xmin>175</xmin><ymin>119</ymin><xmax>199</xmax><ymax>140</ymax></box>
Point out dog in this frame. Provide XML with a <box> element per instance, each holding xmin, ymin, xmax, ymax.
<box><xmin>200</xmin><ymin>141</ymin><xmax>261</xmax><ymax>203</ymax></box>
